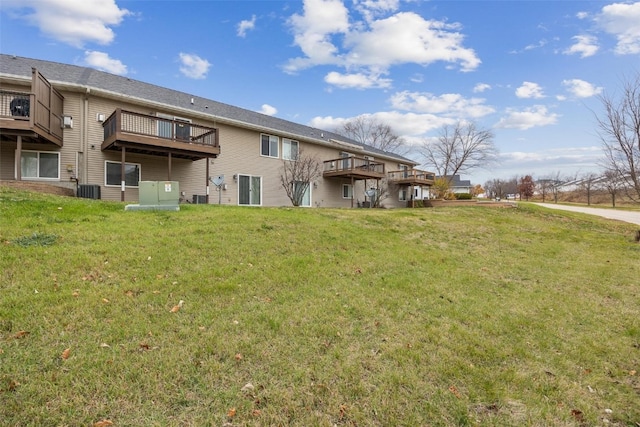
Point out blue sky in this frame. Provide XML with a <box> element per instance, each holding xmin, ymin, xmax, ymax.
<box><xmin>1</xmin><ymin>0</ymin><xmax>639</xmax><ymax>185</ymax></box>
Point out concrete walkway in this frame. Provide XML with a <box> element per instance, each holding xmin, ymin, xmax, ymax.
<box><xmin>535</xmin><ymin>203</ymin><xmax>640</xmax><ymax>226</ymax></box>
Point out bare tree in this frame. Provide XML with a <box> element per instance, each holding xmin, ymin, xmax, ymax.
<box><xmin>600</xmin><ymin>169</ymin><xmax>623</xmax><ymax>207</ymax></box>
<box><xmin>536</xmin><ymin>171</ymin><xmax>566</xmax><ymax>203</ymax></box>
<box><xmin>579</xmin><ymin>172</ymin><xmax>599</xmax><ymax>205</ymax></box>
<box><xmin>420</xmin><ymin>121</ymin><xmax>498</xmax><ymax>183</ymax></box>
<box><xmin>596</xmin><ymin>73</ymin><xmax>640</xmax><ymax>202</ymax></box>
<box><xmin>279</xmin><ymin>149</ymin><xmax>322</xmax><ymax>207</ymax></box>
<box><xmin>335</xmin><ymin>116</ymin><xmax>408</xmax><ymax>155</ymax></box>
<box><xmin>484</xmin><ymin>178</ymin><xmax>508</xmax><ymax>200</ymax></box>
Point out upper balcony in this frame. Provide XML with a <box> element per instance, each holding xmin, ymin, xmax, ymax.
<box><xmin>388</xmin><ymin>168</ymin><xmax>436</xmax><ymax>186</ymax></box>
<box><xmin>0</xmin><ymin>69</ymin><xmax>64</xmax><ymax>147</ymax></box>
<box><xmin>323</xmin><ymin>156</ymin><xmax>386</xmax><ymax>180</ymax></box>
<box><xmin>102</xmin><ymin>108</ymin><xmax>220</xmax><ymax>161</ymax></box>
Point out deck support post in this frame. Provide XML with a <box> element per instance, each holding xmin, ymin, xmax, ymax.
<box><xmin>206</xmin><ymin>157</ymin><xmax>210</xmax><ymax>204</ymax></box>
<box><xmin>15</xmin><ymin>135</ymin><xmax>22</xmax><ymax>181</ymax></box>
<box><xmin>120</xmin><ymin>146</ymin><xmax>126</xmax><ymax>202</ymax></box>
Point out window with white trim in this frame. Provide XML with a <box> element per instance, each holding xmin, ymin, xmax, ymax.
<box><xmin>282</xmin><ymin>138</ymin><xmax>299</xmax><ymax>160</ymax></box>
<box><xmin>261</xmin><ymin>134</ymin><xmax>279</xmax><ymax>158</ymax></box>
<box><xmin>20</xmin><ymin>150</ymin><xmax>60</xmax><ymax>179</ymax></box>
<box><xmin>342</xmin><ymin>184</ymin><xmax>353</xmax><ymax>199</ymax></box>
<box><xmin>105</xmin><ymin>161</ymin><xmax>141</xmax><ymax>187</ymax></box>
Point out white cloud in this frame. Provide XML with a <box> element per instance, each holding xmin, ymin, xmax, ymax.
<box><xmin>354</xmin><ymin>0</ymin><xmax>400</xmax><ymax>22</ymax></box>
<box><xmin>2</xmin><ymin>0</ymin><xmax>130</xmax><ymax>48</ymax></box>
<box><xmin>324</xmin><ymin>71</ymin><xmax>392</xmax><ymax>89</ymax></box>
<box><xmin>515</xmin><ymin>82</ymin><xmax>545</xmax><ymax>99</ymax></box>
<box><xmin>285</xmin><ymin>0</ymin><xmax>350</xmax><ymax>72</ymax></box>
<box><xmin>259</xmin><ymin>104</ymin><xmax>278</xmax><ymax>116</ymax></box>
<box><xmin>285</xmin><ymin>1</ymin><xmax>480</xmax><ymax>87</ymax></box>
<box><xmin>389</xmin><ymin>91</ymin><xmax>495</xmax><ymax>118</ymax></box>
<box><xmin>237</xmin><ymin>15</ymin><xmax>256</xmax><ymax>37</ymax></box>
<box><xmin>576</xmin><ymin>11</ymin><xmax>589</xmax><ymax>20</ymax></box>
<box><xmin>473</xmin><ymin>83</ymin><xmax>491</xmax><ymax>93</ymax></box>
<box><xmin>495</xmin><ymin>105</ymin><xmax>559</xmax><ymax>130</ymax></box>
<box><xmin>561</xmin><ymin>79</ymin><xmax>603</xmax><ymax>98</ymax></box>
<box><xmin>178</xmin><ymin>53</ymin><xmax>211</xmax><ymax>79</ymax></box>
<box><xmin>595</xmin><ymin>1</ymin><xmax>640</xmax><ymax>54</ymax></box>
<box><xmin>499</xmin><ymin>146</ymin><xmax>602</xmax><ymax>176</ymax></box>
<box><xmin>309</xmin><ymin>111</ymin><xmax>453</xmax><ymax>138</ymax></box>
<box><xmin>563</xmin><ymin>35</ymin><xmax>599</xmax><ymax>58</ymax></box>
<box><xmin>343</xmin><ymin>12</ymin><xmax>480</xmax><ymax>72</ymax></box>
<box><xmin>524</xmin><ymin>39</ymin><xmax>548</xmax><ymax>51</ymax></box>
<box><xmin>83</xmin><ymin>51</ymin><xmax>127</xmax><ymax>75</ymax></box>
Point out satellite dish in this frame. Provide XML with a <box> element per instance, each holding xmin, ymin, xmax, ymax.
<box><xmin>365</xmin><ymin>189</ymin><xmax>377</xmax><ymax>198</ymax></box>
<box><xmin>211</xmin><ymin>175</ymin><xmax>225</xmax><ymax>186</ymax></box>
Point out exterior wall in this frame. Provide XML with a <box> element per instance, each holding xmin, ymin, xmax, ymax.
<box><xmin>2</xmin><ymin>73</ymin><xmax>417</xmax><ymax>208</ymax></box>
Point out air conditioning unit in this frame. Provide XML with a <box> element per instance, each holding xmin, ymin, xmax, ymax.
<box><xmin>77</xmin><ymin>184</ymin><xmax>101</xmax><ymax>199</ymax></box>
<box><xmin>192</xmin><ymin>195</ymin><xmax>207</xmax><ymax>204</ymax></box>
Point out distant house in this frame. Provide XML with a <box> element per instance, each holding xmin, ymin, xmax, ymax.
<box><xmin>437</xmin><ymin>174</ymin><xmax>473</xmax><ymax>195</ymax></box>
<box><xmin>1</xmin><ymin>54</ymin><xmax>435</xmax><ymax>208</ymax></box>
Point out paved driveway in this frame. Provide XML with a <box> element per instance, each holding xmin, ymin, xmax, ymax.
<box><xmin>535</xmin><ymin>203</ymin><xmax>640</xmax><ymax>226</ymax></box>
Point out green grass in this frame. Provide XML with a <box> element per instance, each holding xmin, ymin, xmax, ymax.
<box><xmin>1</xmin><ymin>186</ymin><xmax>639</xmax><ymax>426</ymax></box>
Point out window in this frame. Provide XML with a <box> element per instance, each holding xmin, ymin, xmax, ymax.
<box><xmin>261</xmin><ymin>134</ymin><xmax>279</xmax><ymax>158</ymax></box>
<box><xmin>342</xmin><ymin>184</ymin><xmax>353</xmax><ymax>199</ymax></box>
<box><xmin>282</xmin><ymin>139</ymin><xmax>299</xmax><ymax>160</ymax></box>
<box><xmin>20</xmin><ymin>151</ymin><xmax>59</xmax><ymax>179</ymax></box>
<box><xmin>105</xmin><ymin>161</ymin><xmax>141</xmax><ymax>187</ymax></box>
<box><xmin>238</xmin><ymin>174</ymin><xmax>261</xmax><ymax>206</ymax></box>
<box><xmin>399</xmin><ymin>189</ymin><xmax>408</xmax><ymax>201</ymax></box>
<box><xmin>294</xmin><ymin>181</ymin><xmax>311</xmax><ymax>207</ymax></box>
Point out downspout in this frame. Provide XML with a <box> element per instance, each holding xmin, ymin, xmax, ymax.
<box><xmin>82</xmin><ymin>88</ymin><xmax>90</xmax><ymax>184</ymax></box>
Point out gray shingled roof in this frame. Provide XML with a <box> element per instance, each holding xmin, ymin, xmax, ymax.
<box><xmin>1</xmin><ymin>53</ymin><xmax>414</xmax><ymax>164</ymax></box>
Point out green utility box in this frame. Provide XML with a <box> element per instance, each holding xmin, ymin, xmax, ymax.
<box><xmin>139</xmin><ymin>181</ymin><xmax>179</xmax><ymax>205</ymax></box>
<box><xmin>126</xmin><ymin>181</ymin><xmax>180</xmax><ymax>211</ymax></box>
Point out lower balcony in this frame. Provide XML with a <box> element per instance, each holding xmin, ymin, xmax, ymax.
<box><xmin>0</xmin><ymin>70</ymin><xmax>64</xmax><ymax>147</ymax></box>
<box><xmin>323</xmin><ymin>156</ymin><xmax>386</xmax><ymax>180</ymax></box>
<box><xmin>388</xmin><ymin>169</ymin><xmax>435</xmax><ymax>186</ymax></box>
<box><xmin>102</xmin><ymin>108</ymin><xmax>220</xmax><ymax>161</ymax></box>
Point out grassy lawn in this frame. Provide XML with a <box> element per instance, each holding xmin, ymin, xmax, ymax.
<box><xmin>1</xmin><ymin>186</ymin><xmax>639</xmax><ymax>426</ymax></box>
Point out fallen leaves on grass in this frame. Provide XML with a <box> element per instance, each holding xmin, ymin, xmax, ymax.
<box><xmin>235</xmin><ymin>353</ymin><xmax>243</xmax><ymax>361</ymax></box>
<box><xmin>93</xmin><ymin>420</ymin><xmax>113</xmax><ymax>427</ymax></box>
<box><xmin>448</xmin><ymin>385</ymin><xmax>462</xmax><ymax>399</ymax></box>
<box><xmin>14</xmin><ymin>330</ymin><xmax>29</xmax><ymax>339</ymax></box>
<box><xmin>570</xmin><ymin>409</ymin><xmax>585</xmax><ymax>422</ymax></box>
<box><xmin>5</xmin><ymin>379</ymin><xmax>20</xmax><ymax>391</ymax></box>
<box><xmin>227</xmin><ymin>408</ymin><xmax>236</xmax><ymax>418</ymax></box>
<box><xmin>339</xmin><ymin>404</ymin><xmax>348</xmax><ymax>420</ymax></box>
<box><xmin>61</xmin><ymin>348</ymin><xmax>71</xmax><ymax>360</ymax></box>
<box><xmin>170</xmin><ymin>300</ymin><xmax>184</xmax><ymax>313</ymax></box>
<box><xmin>241</xmin><ymin>383</ymin><xmax>255</xmax><ymax>394</ymax></box>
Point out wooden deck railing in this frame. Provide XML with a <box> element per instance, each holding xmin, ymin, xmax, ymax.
<box><xmin>103</xmin><ymin>108</ymin><xmax>219</xmax><ymax>148</ymax></box>
<box><xmin>323</xmin><ymin>156</ymin><xmax>385</xmax><ymax>178</ymax></box>
<box><xmin>388</xmin><ymin>169</ymin><xmax>435</xmax><ymax>185</ymax></box>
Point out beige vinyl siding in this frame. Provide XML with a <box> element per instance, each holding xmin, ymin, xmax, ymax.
<box><xmin>2</xmin><ymin>70</ymin><xmax>419</xmax><ymax>206</ymax></box>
